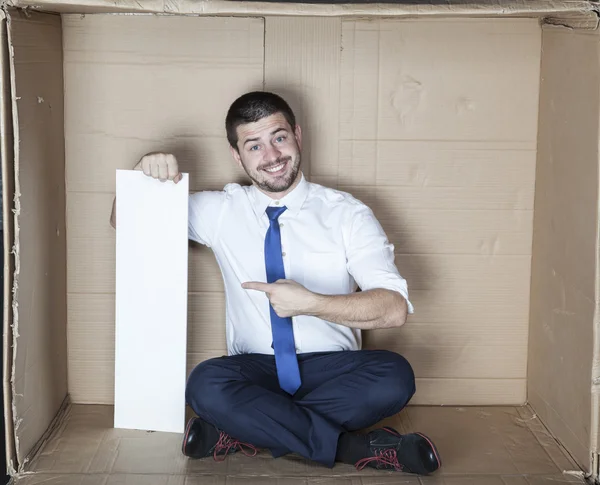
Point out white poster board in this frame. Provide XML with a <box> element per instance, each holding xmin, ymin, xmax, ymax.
<box><xmin>114</xmin><ymin>169</ymin><xmax>189</xmax><ymax>433</ymax></box>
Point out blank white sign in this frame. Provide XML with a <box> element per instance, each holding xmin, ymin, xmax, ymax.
<box><xmin>114</xmin><ymin>169</ymin><xmax>189</xmax><ymax>433</ymax></box>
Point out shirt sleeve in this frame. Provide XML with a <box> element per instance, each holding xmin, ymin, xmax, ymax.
<box><xmin>188</xmin><ymin>190</ymin><xmax>227</xmax><ymax>247</ymax></box>
<box><xmin>345</xmin><ymin>205</ymin><xmax>414</xmax><ymax>314</ymax></box>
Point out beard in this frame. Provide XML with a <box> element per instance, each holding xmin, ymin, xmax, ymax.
<box><xmin>242</xmin><ymin>153</ymin><xmax>301</xmax><ymax>193</ymax></box>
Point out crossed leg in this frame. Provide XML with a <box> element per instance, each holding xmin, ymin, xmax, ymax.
<box><xmin>185</xmin><ymin>350</ymin><xmax>416</xmax><ymax>467</ymax></box>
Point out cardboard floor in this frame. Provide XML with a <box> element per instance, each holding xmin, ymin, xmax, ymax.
<box><xmin>8</xmin><ymin>404</ymin><xmax>588</xmax><ymax>484</ymax></box>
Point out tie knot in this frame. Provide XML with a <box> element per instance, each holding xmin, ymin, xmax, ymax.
<box><xmin>266</xmin><ymin>206</ymin><xmax>287</xmax><ymax>221</ymax></box>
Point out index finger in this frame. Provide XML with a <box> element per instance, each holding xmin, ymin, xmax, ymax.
<box><xmin>242</xmin><ymin>281</ymin><xmax>272</xmax><ymax>293</ymax></box>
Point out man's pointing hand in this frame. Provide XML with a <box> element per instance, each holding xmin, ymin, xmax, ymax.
<box><xmin>242</xmin><ymin>279</ymin><xmax>322</xmax><ymax>318</ymax></box>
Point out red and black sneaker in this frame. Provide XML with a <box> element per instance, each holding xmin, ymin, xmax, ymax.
<box><xmin>355</xmin><ymin>426</ymin><xmax>441</xmax><ymax>475</ymax></box>
<box><xmin>182</xmin><ymin>417</ymin><xmax>258</xmax><ymax>462</ymax></box>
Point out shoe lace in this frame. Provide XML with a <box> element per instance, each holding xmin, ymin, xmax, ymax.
<box><xmin>355</xmin><ymin>448</ymin><xmax>404</xmax><ymax>472</ymax></box>
<box><xmin>213</xmin><ymin>432</ymin><xmax>258</xmax><ymax>462</ymax></box>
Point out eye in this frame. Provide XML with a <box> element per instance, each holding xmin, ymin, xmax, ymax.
<box><xmin>250</xmin><ymin>145</ymin><xmax>260</xmax><ymax>151</ymax></box>
<box><xmin>275</xmin><ymin>136</ymin><xmax>286</xmax><ymax>143</ymax></box>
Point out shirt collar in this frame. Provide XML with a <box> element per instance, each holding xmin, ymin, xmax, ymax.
<box><xmin>250</xmin><ymin>172</ymin><xmax>309</xmax><ymax>218</ymax></box>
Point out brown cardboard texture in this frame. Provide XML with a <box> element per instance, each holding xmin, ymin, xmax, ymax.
<box><xmin>13</xmin><ymin>404</ymin><xmax>583</xmax><ymax>484</ymax></box>
<box><xmin>3</xmin><ymin>0</ymin><xmax>597</xmax><ymax>18</ymax></box>
<box><xmin>529</xmin><ymin>24</ymin><xmax>600</xmax><ymax>473</ymax></box>
<box><xmin>1</xmin><ymin>1</ymin><xmax>600</xmax><ymax>484</ymax></box>
<box><xmin>7</xmin><ymin>7</ymin><xmax>67</xmax><ymax>473</ymax></box>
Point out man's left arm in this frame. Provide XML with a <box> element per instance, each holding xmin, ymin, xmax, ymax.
<box><xmin>309</xmin><ymin>286</ymin><xmax>408</xmax><ymax>330</ymax></box>
<box><xmin>309</xmin><ymin>206</ymin><xmax>413</xmax><ymax>329</ymax></box>
<box><xmin>242</xmin><ymin>206</ymin><xmax>413</xmax><ymax>330</ymax></box>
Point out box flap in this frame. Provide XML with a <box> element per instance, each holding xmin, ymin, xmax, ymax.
<box><xmin>5</xmin><ymin>8</ymin><xmax>68</xmax><ymax>469</ymax></box>
<box><xmin>5</xmin><ymin>0</ymin><xmax>599</xmax><ymax>17</ymax></box>
<box><xmin>528</xmin><ymin>24</ymin><xmax>600</xmax><ymax>476</ymax></box>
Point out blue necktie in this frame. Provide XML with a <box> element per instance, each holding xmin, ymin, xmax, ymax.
<box><xmin>265</xmin><ymin>206</ymin><xmax>301</xmax><ymax>395</ymax></box>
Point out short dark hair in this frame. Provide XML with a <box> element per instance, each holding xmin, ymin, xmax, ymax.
<box><xmin>225</xmin><ymin>91</ymin><xmax>296</xmax><ymax>150</ymax></box>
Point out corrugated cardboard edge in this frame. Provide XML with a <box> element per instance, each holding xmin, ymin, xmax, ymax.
<box><xmin>592</xmin><ymin>37</ymin><xmax>600</xmax><ymax>481</ymax></box>
<box><xmin>543</xmin><ymin>13</ymin><xmax>600</xmax><ymax>29</ymax></box>
<box><xmin>2</xmin><ymin>0</ymin><xmax>599</xmax><ymax>19</ymax></box>
<box><xmin>0</xmin><ymin>7</ymin><xmax>16</xmax><ymax>475</ymax></box>
<box><xmin>4</xmin><ymin>6</ymin><xmax>20</xmax><ymax>475</ymax></box>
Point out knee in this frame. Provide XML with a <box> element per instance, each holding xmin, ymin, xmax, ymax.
<box><xmin>370</xmin><ymin>351</ymin><xmax>416</xmax><ymax>410</ymax></box>
<box><xmin>185</xmin><ymin>357</ymin><xmax>233</xmax><ymax>417</ymax></box>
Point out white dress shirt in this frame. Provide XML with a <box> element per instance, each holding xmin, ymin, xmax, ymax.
<box><xmin>188</xmin><ymin>173</ymin><xmax>414</xmax><ymax>356</ymax></box>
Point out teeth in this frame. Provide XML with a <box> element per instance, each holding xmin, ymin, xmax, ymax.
<box><xmin>265</xmin><ymin>163</ymin><xmax>285</xmax><ymax>173</ymax></box>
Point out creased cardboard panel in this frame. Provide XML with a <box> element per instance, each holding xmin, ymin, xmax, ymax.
<box><xmin>24</xmin><ymin>404</ymin><xmax>576</xmax><ymax>480</ymax></box>
<box><xmin>63</xmin><ymin>15</ymin><xmax>263</xmax><ymax>140</ymax></box>
<box><xmin>339</xmin><ymin>141</ymin><xmax>536</xmax><ymax>189</ymax></box>
<box><xmin>66</xmin><ymin>192</ymin><xmax>534</xmax><ymax>292</ymax></box>
<box><xmin>5</xmin><ymin>0</ymin><xmax>599</xmax><ymax>17</ymax></box>
<box><xmin>66</xmin><ymin>16</ymin><xmax>538</xmax><ymax>406</ymax></box>
<box><xmin>340</xmin><ymin>19</ymin><xmax>541</xmax><ymax>143</ymax></box>
<box><xmin>65</xmin><ymin>240</ymin><xmax>532</xmax><ymax>400</ymax></box>
<box><xmin>63</xmin><ymin>14</ymin><xmax>264</xmax><ymax>403</ymax></box>
<box><xmin>68</xmin><ymin>290</ymin><xmax>527</xmax><ymax>405</ymax></box>
<box><xmin>528</xmin><ymin>25</ymin><xmax>600</xmax><ymax>472</ymax></box>
<box><xmin>66</xmin><ymin>184</ymin><xmax>533</xmax><ymax>391</ymax></box>
<box><xmin>8</xmin><ymin>10</ymin><xmax>68</xmax><ymax>467</ymax></box>
<box><xmin>336</xmin><ymin>17</ymin><xmax>538</xmax><ymax>405</ymax></box>
<box><xmin>63</xmin><ymin>14</ymin><xmax>262</xmax><ymax>192</ymax></box>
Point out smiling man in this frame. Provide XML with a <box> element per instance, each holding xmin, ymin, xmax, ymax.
<box><xmin>110</xmin><ymin>91</ymin><xmax>441</xmax><ymax>475</ymax></box>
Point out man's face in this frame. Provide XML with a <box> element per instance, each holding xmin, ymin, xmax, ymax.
<box><xmin>231</xmin><ymin>112</ymin><xmax>302</xmax><ymax>194</ymax></box>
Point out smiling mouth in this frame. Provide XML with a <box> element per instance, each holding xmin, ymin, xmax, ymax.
<box><xmin>263</xmin><ymin>160</ymin><xmax>288</xmax><ymax>174</ymax></box>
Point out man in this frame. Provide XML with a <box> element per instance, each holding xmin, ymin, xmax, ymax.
<box><xmin>110</xmin><ymin>91</ymin><xmax>441</xmax><ymax>475</ymax></box>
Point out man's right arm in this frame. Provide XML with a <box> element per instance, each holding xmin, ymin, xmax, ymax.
<box><xmin>109</xmin><ymin>152</ymin><xmax>183</xmax><ymax>229</ymax></box>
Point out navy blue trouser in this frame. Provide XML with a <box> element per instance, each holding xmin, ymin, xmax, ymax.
<box><xmin>185</xmin><ymin>350</ymin><xmax>416</xmax><ymax>467</ymax></box>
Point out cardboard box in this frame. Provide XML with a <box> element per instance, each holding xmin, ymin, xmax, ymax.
<box><xmin>1</xmin><ymin>0</ymin><xmax>600</xmax><ymax>483</ymax></box>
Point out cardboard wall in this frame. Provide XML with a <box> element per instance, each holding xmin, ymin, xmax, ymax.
<box><xmin>269</xmin><ymin>17</ymin><xmax>542</xmax><ymax>405</ymax></box>
<box><xmin>320</xmin><ymin>18</ymin><xmax>540</xmax><ymax>405</ymax></box>
<box><xmin>65</xmin><ymin>15</ymin><xmax>541</xmax><ymax>406</ymax></box>
<box><xmin>63</xmin><ymin>14</ymin><xmax>265</xmax><ymax>403</ymax></box>
<box><xmin>8</xmin><ymin>11</ymin><xmax>68</xmax><ymax>465</ymax></box>
<box><xmin>528</xmin><ymin>25</ymin><xmax>600</xmax><ymax>471</ymax></box>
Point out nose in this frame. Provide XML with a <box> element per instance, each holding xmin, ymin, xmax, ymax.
<box><xmin>264</xmin><ymin>144</ymin><xmax>281</xmax><ymax>163</ymax></box>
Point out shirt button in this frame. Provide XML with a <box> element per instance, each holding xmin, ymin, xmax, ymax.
<box><xmin>282</xmin><ymin>252</ymin><xmax>286</xmax><ymax>257</ymax></box>
<box><xmin>274</xmin><ymin>200</ymin><xmax>280</xmax><ymax>205</ymax></box>
<box><xmin>280</xmin><ymin>223</ymin><xmax>284</xmax><ymax>227</ymax></box>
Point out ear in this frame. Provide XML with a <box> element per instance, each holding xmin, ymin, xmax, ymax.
<box><xmin>294</xmin><ymin>124</ymin><xmax>302</xmax><ymax>150</ymax></box>
<box><xmin>230</xmin><ymin>145</ymin><xmax>243</xmax><ymax>169</ymax></box>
